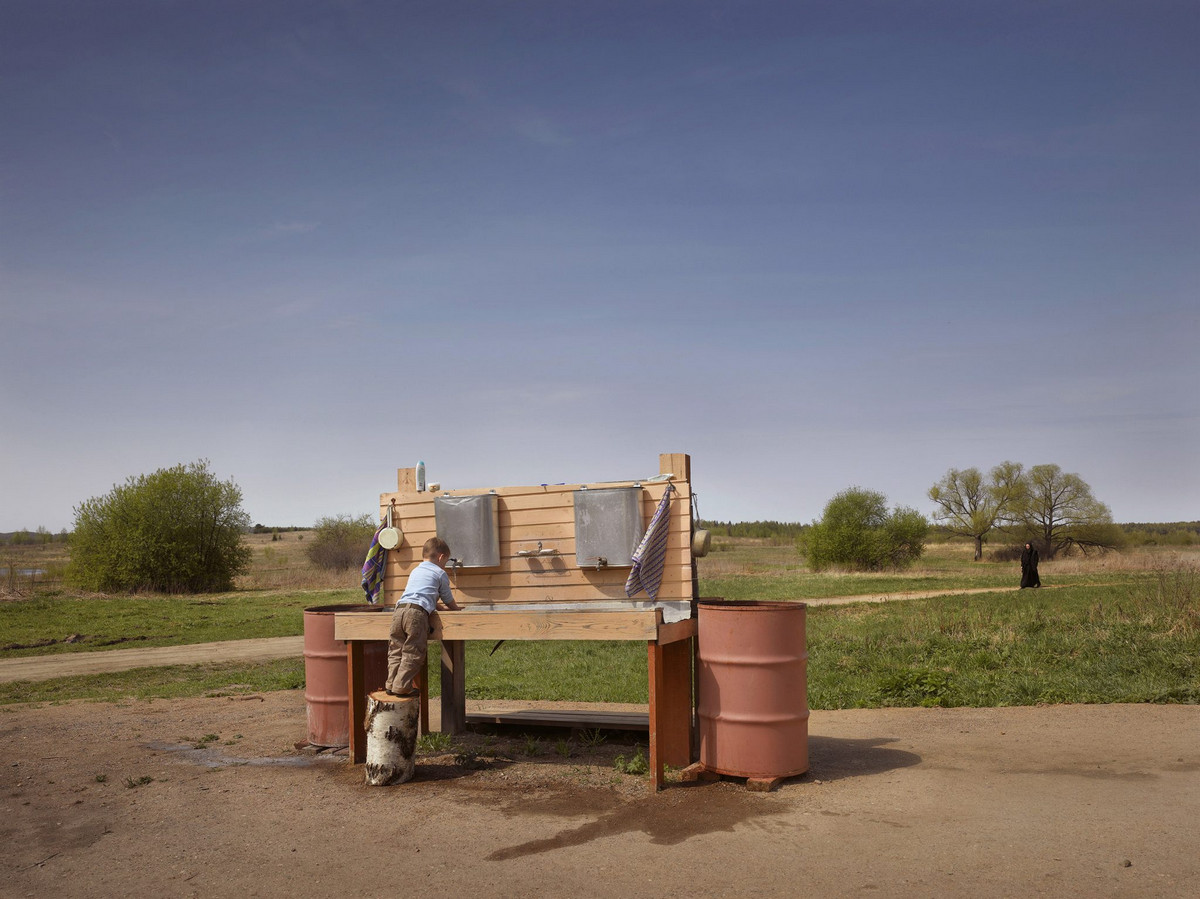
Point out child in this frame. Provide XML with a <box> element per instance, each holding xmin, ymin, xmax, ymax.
<box><xmin>386</xmin><ymin>536</ymin><xmax>462</xmax><ymax>696</ymax></box>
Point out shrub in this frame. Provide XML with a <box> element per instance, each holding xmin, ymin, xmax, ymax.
<box><xmin>305</xmin><ymin>514</ymin><xmax>376</xmax><ymax>570</ymax></box>
<box><xmin>988</xmin><ymin>543</ymin><xmax>1025</xmax><ymax>563</ymax></box>
<box><xmin>68</xmin><ymin>460</ymin><xmax>251</xmax><ymax>593</ymax></box>
<box><xmin>804</xmin><ymin>487</ymin><xmax>928</xmax><ymax>571</ymax></box>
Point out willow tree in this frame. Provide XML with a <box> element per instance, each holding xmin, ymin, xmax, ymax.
<box><xmin>1007</xmin><ymin>464</ymin><xmax>1123</xmax><ymax>558</ymax></box>
<box><xmin>928</xmin><ymin>462</ymin><xmax>1024</xmax><ymax>561</ymax></box>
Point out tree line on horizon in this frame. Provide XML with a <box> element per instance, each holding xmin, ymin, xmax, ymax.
<box><xmin>709</xmin><ymin>461</ymin><xmax>1189</xmax><ymax>572</ymax></box>
<box><xmin>6</xmin><ymin>458</ymin><xmax>1196</xmax><ymax>593</ymax></box>
<box><xmin>694</xmin><ymin>520</ymin><xmax>1200</xmax><ymax>547</ymax></box>
<box><xmin>10</xmin><ymin>518</ymin><xmax>1196</xmax><ymax>547</ymax></box>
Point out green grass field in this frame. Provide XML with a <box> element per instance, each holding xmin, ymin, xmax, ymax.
<box><xmin>1</xmin><ymin>537</ymin><xmax>1196</xmax><ymax>707</ymax></box>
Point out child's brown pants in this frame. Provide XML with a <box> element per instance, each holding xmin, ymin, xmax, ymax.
<box><xmin>386</xmin><ymin>603</ymin><xmax>429</xmax><ymax>694</ymax></box>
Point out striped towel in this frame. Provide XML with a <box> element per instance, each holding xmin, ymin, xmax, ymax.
<box><xmin>360</xmin><ymin>525</ymin><xmax>387</xmax><ymax>604</ymax></box>
<box><xmin>625</xmin><ymin>485</ymin><xmax>674</xmax><ymax>600</ymax></box>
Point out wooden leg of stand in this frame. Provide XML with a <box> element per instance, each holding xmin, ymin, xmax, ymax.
<box><xmin>440</xmin><ymin>639</ymin><xmax>466</xmax><ymax>735</ymax></box>
<box><xmin>649</xmin><ymin>641</ymin><xmax>665</xmax><ymax>791</ymax></box>
<box><xmin>649</xmin><ymin>638</ymin><xmax>694</xmax><ymax>791</ymax></box>
<box><xmin>346</xmin><ymin>641</ymin><xmax>367</xmax><ymax>764</ymax></box>
<box><xmin>659</xmin><ymin>638</ymin><xmax>693</xmax><ymax>767</ymax></box>
<box><xmin>418</xmin><ymin>655</ymin><xmax>430</xmax><ymax>736</ymax></box>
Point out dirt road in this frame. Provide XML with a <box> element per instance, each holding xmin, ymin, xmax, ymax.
<box><xmin>2</xmin><ymin>692</ymin><xmax>1196</xmax><ymax>898</ymax></box>
<box><xmin>0</xmin><ymin>589</ymin><xmax>1028</xmax><ymax>684</ymax></box>
<box><xmin>0</xmin><ymin>637</ymin><xmax>306</xmax><ymax>683</ymax></box>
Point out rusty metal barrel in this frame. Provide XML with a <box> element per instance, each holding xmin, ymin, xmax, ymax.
<box><xmin>303</xmin><ymin>603</ymin><xmax>388</xmax><ymax>748</ymax></box>
<box><xmin>697</xmin><ymin>600</ymin><xmax>809</xmax><ymax>779</ymax></box>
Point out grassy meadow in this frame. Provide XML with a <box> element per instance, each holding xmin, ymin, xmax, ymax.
<box><xmin>1</xmin><ymin>534</ymin><xmax>1197</xmax><ymax>708</ymax></box>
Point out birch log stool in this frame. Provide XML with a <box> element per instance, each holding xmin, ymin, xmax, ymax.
<box><xmin>364</xmin><ymin>690</ymin><xmax>419</xmax><ymax>786</ymax></box>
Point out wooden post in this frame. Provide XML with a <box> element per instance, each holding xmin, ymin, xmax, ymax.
<box><xmin>658</xmin><ymin>637</ymin><xmax>693</xmax><ymax>767</ymax></box>
<box><xmin>659</xmin><ymin>452</ymin><xmax>690</xmax><ymax>482</ymax></box>
<box><xmin>690</xmin><ymin>620</ymin><xmax>700</xmax><ymax>761</ymax></box>
<box><xmin>649</xmin><ymin>639</ymin><xmax>667</xmax><ymax>791</ymax></box>
<box><xmin>347</xmin><ymin>641</ymin><xmax>368</xmax><ymax>764</ymax></box>
<box><xmin>649</xmin><ymin>610</ymin><xmax>695</xmax><ymax>791</ymax></box>
<box><xmin>648</xmin><ymin>644</ymin><xmax>691</xmax><ymax>788</ymax></box>
<box><xmin>364</xmin><ymin>691</ymin><xmax>419</xmax><ymax>785</ymax></box>
<box><xmin>440</xmin><ymin>639</ymin><xmax>466</xmax><ymax>735</ymax></box>
<box><xmin>418</xmin><ymin>655</ymin><xmax>430</xmax><ymax>736</ymax></box>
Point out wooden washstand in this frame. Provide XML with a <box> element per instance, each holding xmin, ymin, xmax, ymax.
<box><xmin>334</xmin><ymin>453</ymin><xmax>699</xmax><ymax>791</ymax></box>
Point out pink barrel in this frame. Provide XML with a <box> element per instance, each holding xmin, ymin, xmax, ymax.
<box><xmin>303</xmin><ymin>604</ymin><xmax>388</xmax><ymax>748</ymax></box>
<box><xmin>697</xmin><ymin>600</ymin><xmax>810</xmax><ymax>779</ymax></box>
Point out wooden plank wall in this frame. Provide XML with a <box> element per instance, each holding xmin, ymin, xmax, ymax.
<box><xmin>378</xmin><ymin>453</ymin><xmax>694</xmax><ymax>606</ymax></box>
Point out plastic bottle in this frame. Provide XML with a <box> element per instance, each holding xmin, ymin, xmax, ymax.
<box><xmin>416</xmin><ymin>460</ymin><xmax>426</xmax><ymax>492</ymax></box>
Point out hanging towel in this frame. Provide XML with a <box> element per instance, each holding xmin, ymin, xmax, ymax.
<box><xmin>360</xmin><ymin>525</ymin><xmax>388</xmax><ymax>604</ymax></box>
<box><xmin>626</xmin><ymin>485</ymin><xmax>674</xmax><ymax>600</ymax></box>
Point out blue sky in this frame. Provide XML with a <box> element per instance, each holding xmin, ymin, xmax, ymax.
<box><xmin>2</xmin><ymin>1</ymin><xmax>1197</xmax><ymax>532</ymax></box>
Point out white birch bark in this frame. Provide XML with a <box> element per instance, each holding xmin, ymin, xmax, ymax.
<box><xmin>364</xmin><ymin>690</ymin><xmax>419</xmax><ymax>786</ymax></box>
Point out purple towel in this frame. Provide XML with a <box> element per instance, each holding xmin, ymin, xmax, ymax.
<box><xmin>626</xmin><ymin>485</ymin><xmax>674</xmax><ymax>600</ymax></box>
<box><xmin>360</xmin><ymin>525</ymin><xmax>387</xmax><ymax>604</ymax></box>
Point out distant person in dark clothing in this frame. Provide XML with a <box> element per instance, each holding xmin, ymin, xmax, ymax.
<box><xmin>1020</xmin><ymin>542</ymin><xmax>1041</xmax><ymax>588</ymax></box>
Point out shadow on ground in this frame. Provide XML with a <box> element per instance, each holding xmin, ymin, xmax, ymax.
<box><xmin>807</xmin><ymin>735</ymin><xmax>922</xmax><ymax>782</ymax></box>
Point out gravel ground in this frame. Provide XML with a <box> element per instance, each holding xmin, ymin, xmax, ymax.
<box><xmin>2</xmin><ymin>692</ymin><xmax>1197</xmax><ymax>898</ymax></box>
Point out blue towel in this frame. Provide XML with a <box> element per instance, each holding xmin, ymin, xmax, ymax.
<box><xmin>626</xmin><ymin>485</ymin><xmax>674</xmax><ymax>600</ymax></box>
<box><xmin>360</xmin><ymin>525</ymin><xmax>387</xmax><ymax>604</ymax></box>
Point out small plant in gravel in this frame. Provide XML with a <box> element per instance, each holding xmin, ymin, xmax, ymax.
<box><xmin>554</xmin><ymin>739</ymin><xmax>572</xmax><ymax>758</ymax></box>
<box><xmin>613</xmin><ymin>745</ymin><xmax>648</xmax><ymax>776</ymax></box>
<box><xmin>453</xmin><ymin>750</ymin><xmax>488</xmax><ymax>770</ymax></box>
<box><xmin>579</xmin><ymin>728</ymin><xmax>607</xmax><ymax>748</ymax></box>
<box><xmin>124</xmin><ymin>775</ymin><xmax>154</xmax><ymax>788</ymax></box>
<box><xmin>418</xmin><ymin>732</ymin><xmax>453</xmax><ymax>753</ymax></box>
<box><xmin>522</xmin><ymin>735</ymin><xmax>543</xmax><ymax>756</ymax></box>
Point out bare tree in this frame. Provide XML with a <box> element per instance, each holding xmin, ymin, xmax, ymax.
<box><xmin>1007</xmin><ymin>464</ymin><xmax>1122</xmax><ymax>558</ymax></box>
<box><xmin>928</xmin><ymin>462</ymin><xmax>1024</xmax><ymax>561</ymax></box>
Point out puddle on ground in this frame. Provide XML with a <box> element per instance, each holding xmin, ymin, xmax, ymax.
<box><xmin>477</xmin><ymin>785</ymin><xmax>791</xmax><ymax>860</ymax></box>
<box><xmin>144</xmin><ymin>742</ymin><xmax>341</xmax><ymax>768</ymax></box>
